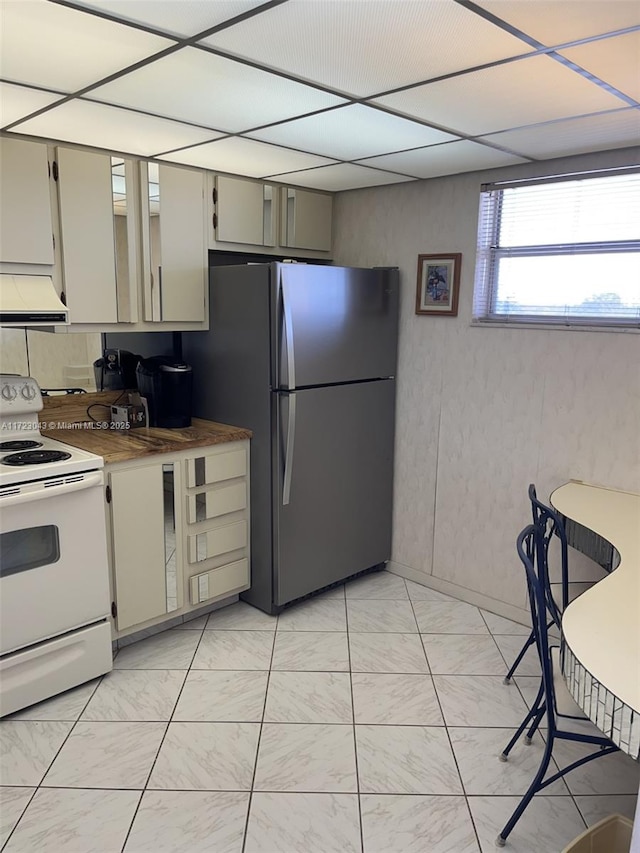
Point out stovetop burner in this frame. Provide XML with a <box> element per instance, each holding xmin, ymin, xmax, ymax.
<box><xmin>0</xmin><ymin>440</ymin><xmax>43</xmax><ymax>451</ymax></box>
<box><xmin>1</xmin><ymin>449</ymin><xmax>73</xmax><ymax>466</ymax></box>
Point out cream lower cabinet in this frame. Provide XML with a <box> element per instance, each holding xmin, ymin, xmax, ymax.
<box><xmin>107</xmin><ymin>440</ymin><xmax>250</xmax><ymax>636</ymax></box>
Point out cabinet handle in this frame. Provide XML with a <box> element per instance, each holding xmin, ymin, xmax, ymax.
<box><xmin>212</xmin><ymin>213</ymin><xmax>218</xmax><ymax>229</ymax></box>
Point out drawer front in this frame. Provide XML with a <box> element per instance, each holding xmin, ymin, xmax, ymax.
<box><xmin>186</xmin><ymin>449</ymin><xmax>246</xmax><ymax>488</ymax></box>
<box><xmin>189</xmin><ymin>558</ymin><xmax>250</xmax><ymax>604</ymax></box>
<box><xmin>186</xmin><ymin>482</ymin><xmax>246</xmax><ymax>524</ymax></box>
<box><xmin>188</xmin><ymin>520</ymin><xmax>247</xmax><ymax>564</ymax></box>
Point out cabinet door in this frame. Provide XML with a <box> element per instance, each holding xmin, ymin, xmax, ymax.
<box><xmin>109</xmin><ymin>465</ymin><xmax>167</xmax><ymax>630</ymax></box>
<box><xmin>0</xmin><ymin>138</ymin><xmax>53</xmax><ymax>265</ymax></box>
<box><xmin>280</xmin><ymin>188</ymin><xmax>332</xmax><ymax>251</ymax></box>
<box><xmin>57</xmin><ymin>147</ymin><xmax>118</xmax><ymax>323</ymax></box>
<box><xmin>215</xmin><ymin>175</ymin><xmax>265</xmax><ymax>246</ymax></box>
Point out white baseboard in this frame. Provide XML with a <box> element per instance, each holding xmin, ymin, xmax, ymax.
<box><xmin>387</xmin><ymin>561</ymin><xmax>530</xmax><ymax>627</ymax></box>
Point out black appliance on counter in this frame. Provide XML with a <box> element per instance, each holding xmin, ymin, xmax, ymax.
<box><xmin>93</xmin><ymin>349</ymin><xmax>140</xmax><ymax>391</ymax></box>
<box><xmin>135</xmin><ymin>356</ymin><xmax>193</xmax><ymax>428</ymax></box>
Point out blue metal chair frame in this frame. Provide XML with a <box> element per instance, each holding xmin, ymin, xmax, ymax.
<box><xmin>503</xmin><ymin>484</ymin><xmax>569</xmax><ymax>684</ymax></box>
<box><xmin>496</xmin><ymin>524</ymin><xmax>618</xmax><ymax>847</ymax></box>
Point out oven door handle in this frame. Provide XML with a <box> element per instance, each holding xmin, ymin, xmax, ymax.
<box><xmin>0</xmin><ymin>471</ymin><xmax>104</xmax><ymax>507</ymax></box>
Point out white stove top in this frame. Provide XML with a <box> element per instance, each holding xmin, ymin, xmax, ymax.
<box><xmin>0</xmin><ymin>375</ymin><xmax>103</xmax><ymax>487</ymax></box>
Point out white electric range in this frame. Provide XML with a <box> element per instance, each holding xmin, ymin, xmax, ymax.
<box><xmin>0</xmin><ymin>375</ymin><xmax>113</xmax><ymax>716</ymax></box>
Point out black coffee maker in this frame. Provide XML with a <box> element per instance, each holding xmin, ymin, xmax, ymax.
<box><xmin>93</xmin><ymin>349</ymin><xmax>140</xmax><ymax>391</ymax></box>
<box><xmin>135</xmin><ymin>356</ymin><xmax>193</xmax><ymax>428</ymax></box>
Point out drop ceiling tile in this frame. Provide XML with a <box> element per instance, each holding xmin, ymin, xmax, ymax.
<box><xmin>373</xmin><ymin>54</ymin><xmax>626</xmax><ymax>136</ymax></box>
<box><xmin>90</xmin><ymin>47</ymin><xmax>346</xmax><ymax>132</ymax></box>
<box><xmin>560</xmin><ymin>31</ymin><xmax>640</xmax><ymax>102</ymax></box>
<box><xmin>0</xmin><ymin>0</ymin><xmax>172</xmax><ymax>92</ymax></box>
<box><xmin>71</xmin><ymin>0</ymin><xmax>266</xmax><ymax>37</ymax></box>
<box><xmin>357</xmin><ymin>140</ymin><xmax>528</xmax><ymax>179</ymax></box>
<box><xmin>201</xmin><ymin>0</ymin><xmax>530</xmax><ymax>98</ymax></box>
<box><xmin>247</xmin><ymin>104</ymin><xmax>459</xmax><ymax>161</ymax></box>
<box><xmin>0</xmin><ymin>82</ymin><xmax>64</xmax><ymax>128</ymax></box>
<box><xmin>479</xmin><ymin>108</ymin><xmax>640</xmax><ymax>160</ymax></box>
<box><xmin>266</xmin><ymin>163</ymin><xmax>415</xmax><ymax>192</ymax></box>
<box><xmin>476</xmin><ymin>1</ymin><xmax>640</xmax><ymax>46</ymax></box>
<box><xmin>159</xmin><ymin>137</ymin><xmax>337</xmax><ymax>178</ymax></box>
<box><xmin>11</xmin><ymin>99</ymin><xmax>224</xmax><ymax>156</ymax></box>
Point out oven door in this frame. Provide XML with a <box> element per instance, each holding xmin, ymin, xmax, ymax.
<box><xmin>0</xmin><ymin>470</ymin><xmax>111</xmax><ymax>654</ymax></box>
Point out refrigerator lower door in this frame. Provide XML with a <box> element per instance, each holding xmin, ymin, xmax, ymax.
<box><xmin>273</xmin><ymin>380</ymin><xmax>395</xmax><ymax>606</ymax></box>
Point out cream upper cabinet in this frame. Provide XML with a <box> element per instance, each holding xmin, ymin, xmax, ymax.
<box><xmin>0</xmin><ymin>138</ymin><xmax>54</xmax><ymax>266</ymax></box>
<box><xmin>212</xmin><ymin>175</ymin><xmax>275</xmax><ymax>247</ymax></box>
<box><xmin>280</xmin><ymin>187</ymin><xmax>332</xmax><ymax>252</ymax></box>
<box><xmin>141</xmin><ymin>162</ymin><xmax>207</xmax><ymax>324</ymax></box>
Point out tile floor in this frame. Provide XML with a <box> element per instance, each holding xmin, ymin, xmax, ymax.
<box><xmin>1</xmin><ymin>570</ymin><xmax>638</xmax><ymax>852</ymax></box>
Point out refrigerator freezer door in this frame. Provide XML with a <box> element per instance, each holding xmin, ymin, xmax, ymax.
<box><xmin>273</xmin><ymin>379</ymin><xmax>395</xmax><ymax>605</ymax></box>
<box><xmin>276</xmin><ymin>265</ymin><xmax>398</xmax><ymax>389</ymax></box>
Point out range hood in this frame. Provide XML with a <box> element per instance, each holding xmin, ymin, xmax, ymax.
<box><xmin>0</xmin><ymin>274</ymin><xmax>69</xmax><ymax>326</ymax></box>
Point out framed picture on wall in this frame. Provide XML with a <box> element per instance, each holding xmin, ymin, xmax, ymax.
<box><xmin>415</xmin><ymin>253</ymin><xmax>461</xmax><ymax>316</ymax></box>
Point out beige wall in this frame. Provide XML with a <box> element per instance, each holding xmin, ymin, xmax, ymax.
<box><xmin>333</xmin><ymin>146</ymin><xmax>640</xmax><ymax>619</ymax></box>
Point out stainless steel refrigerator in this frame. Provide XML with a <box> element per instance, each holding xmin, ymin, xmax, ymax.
<box><xmin>184</xmin><ymin>262</ymin><xmax>399</xmax><ymax>614</ymax></box>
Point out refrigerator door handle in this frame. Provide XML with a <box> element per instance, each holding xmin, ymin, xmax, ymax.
<box><xmin>280</xmin><ymin>270</ymin><xmax>296</xmax><ymax>390</ymax></box>
<box><xmin>282</xmin><ymin>393</ymin><xmax>296</xmax><ymax>506</ymax></box>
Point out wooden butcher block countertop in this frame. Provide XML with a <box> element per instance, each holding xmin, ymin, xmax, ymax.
<box><xmin>41</xmin><ymin>391</ymin><xmax>251</xmax><ymax>465</ymax></box>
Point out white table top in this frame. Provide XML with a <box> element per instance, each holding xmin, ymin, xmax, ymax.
<box><xmin>551</xmin><ymin>481</ymin><xmax>640</xmax><ymax>715</ymax></box>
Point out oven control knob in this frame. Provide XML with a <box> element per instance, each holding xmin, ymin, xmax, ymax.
<box><xmin>1</xmin><ymin>384</ymin><xmax>17</xmax><ymax>401</ymax></box>
<box><xmin>21</xmin><ymin>384</ymin><xmax>37</xmax><ymax>401</ymax></box>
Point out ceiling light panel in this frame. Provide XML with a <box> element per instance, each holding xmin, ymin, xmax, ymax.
<box><xmin>90</xmin><ymin>47</ymin><xmax>346</xmax><ymax>132</ymax></box>
<box><xmin>560</xmin><ymin>32</ymin><xmax>640</xmax><ymax>102</ymax></box>
<box><xmin>266</xmin><ymin>163</ymin><xmax>415</xmax><ymax>192</ymax></box>
<box><xmin>0</xmin><ymin>83</ymin><xmax>64</xmax><ymax>128</ymax></box>
<box><xmin>475</xmin><ymin>1</ymin><xmax>640</xmax><ymax>46</ymax></box>
<box><xmin>357</xmin><ymin>140</ymin><xmax>527</xmax><ymax>180</ymax></box>
<box><xmin>479</xmin><ymin>108</ymin><xmax>640</xmax><ymax>160</ymax></box>
<box><xmin>373</xmin><ymin>54</ymin><xmax>626</xmax><ymax>136</ymax></box>
<box><xmin>201</xmin><ymin>0</ymin><xmax>530</xmax><ymax>98</ymax></box>
<box><xmin>0</xmin><ymin>0</ymin><xmax>172</xmax><ymax>92</ymax></box>
<box><xmin>70</xmin><ymin>0</ymin><xmax>267</xmax><ymax>38</ymax></box>
<box><xmin>159</xmin><ymin>137</ymin><xmax>337</xmax><ymax>177</ymax></box>
<box><xmin>10</xmin><ymin>99</ymin><xmax>224</xmax><ymax>156</ymax></box>
<box><xmin>247</xmin><ymin>104</ymin><xmax>459</xmax><ymax>161</ymax></box>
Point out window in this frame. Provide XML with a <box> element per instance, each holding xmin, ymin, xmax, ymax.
<box><xmin>472</xmin><ymin>168</ymin><xmax>640</xmax><ymax>328</ymax></box>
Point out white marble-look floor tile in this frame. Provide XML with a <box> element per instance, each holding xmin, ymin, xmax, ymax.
<box><xmin>481</xmin><ymin>610</ymin><xmax>531</xmax><ymax>635</ymax></box>
<box><xmin>205</xmin><ymin>602</ymin><xmax>278</xmax><ymax>631</ymax></box>
<box><xmin>271</xmin><ymin>631</ymin><xmax>350</xmax><ymax>671</ymax></box>
<box><xmin>191</xmin><ymin>631</ymin><xmax>274</xmax><ymax>670</ymax></box>
<box><xmin>468</xmin><ymin>795</ymin><xmax>586</xmax><ymax>852</ymax></box>
<box><xmin>254</xmin><ymin>724</ymin><xmax>357</xmax><ymax>793</ymax></box>
<box><xmin>349</xmin><ymin>633</ymin><xmax>429</xmax><ymax>673</ymax></box>
<box><xmin>113</xmin><ymin>630</ymin><xmax>201</xmax><ymax>670</ymax></box>
<box><xmin>277</xmin><ymin>599</ymin><xmax>347</xmax><ymax>632</ymax></box>
<box><xmin>404</xmin><ymin>580</ymin><xmax>456</xmax><ymax>602</ymax></box>
<box><xmin>315</xmin><ymin>584</ymin><xmax>346</xmax><ymax>600</ymax></box>
<box><xmin>422</xmin><ymin>634</ymin><xmax>507</xmax><ymax>675</ymax></box>
<box><xmin>43</xmin><ymin>721</ymin><xmax>166</xmax><ymax>789</ymax></box>
<box><xmin>448</xmin><ymin>727</ymin><xmax>569</xmax><ymax>796</ymax></box>
<box><xmin>513</xmin><ymin>675</ymin><xmax>542</xmax><ymax>709</ymax></box>
<box><xmin>575</xmin><ymin>794</ymin><xmax>639</xmax><ymax>826</ymax></box>
<box><xmin>0</xmin><ymin>721</ymin><xmax>73</xmax><ymax>786</ymax></box>
<box><xmin>2</xmin><ymin>788</ymin><xmax>140</xmax><ymax>853</ymax></box>
<box><xmin>433</xmin><ymin>676</ymin><xmax>529</xmax><ymax>727</ymax></box>
<box><xmin>347</xmin><ymin>600</ymin><xmax>418</xmax><ymax>633</ymax></box>
<box><xmin>356</xmin><ymin>725</ymin><xmax>463</xmax><ymax>795</ymax></box>
<box><xmin>361</xmin><ymin>794</ymin><xmax>480</xmax><ymax>853</ymax></box>
<box><xmin>493</xmin><ymin>634</ymin><xmax>541</xmax><ymax>677</ymax></box>
<box><xmin>0</xmin><ymin>788</ymin><xmax>35</xmax><ymax>848</ymax></box>
<box><xmin>124</xmin><ymin>790</ymin><xmax>249</xmax><ymax>853</ymax></box>
<box><xmin>173</xmin><ymin>670</ymin><xmax>268</xmax><ymax>722</ymax></box>
<box><xmin>551</xmin><ymin>738</ymin><xmax>640</xmax><ymax>795</ymax></box>
<box><xmin>7</xmin><ymin>681</ymin><xmax>100</xmax><ymax>722</ymax></box>
<box><xmin>148</xmin><ymin>722</ymin><xmax>260</xmax><ymax>791</ymax></box>
<box><xmin>352</xmin><ymin>674</ymin><xmax>443</xmax><ymax>725</ymax></box>
<box><xmin>244</xmin><ymin>792</ymin><xmax>361</xmax><ymax>853</ymax></box>
<box><xmin>345</xmin><ymin>572</ymin><xmax>408</xmax><ymax>599</ymax></box>
<box><xmin>81</xmin><ymin>670</ymin><xmax>186</xmax><ymax>722</ymax></box>
<box><xmin>264</xmin><ymin>672</ymin><xmax>352</xmax><ymax>724</ymax></box>
<box><xmin>174</xmin><ymin>615</ymin><xmax>208</xmax><ymax>630</ymax></box>
<box><xmin>412</xmin><ymin>600</ymin><xmax>489</xmax><ymax>634</ymax></box>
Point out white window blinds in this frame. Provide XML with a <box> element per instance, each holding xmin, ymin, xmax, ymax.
<box><xmin>473</xmin><ymin>168</ymin><xmax>640</xmax><ymax>328</ymax></box>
